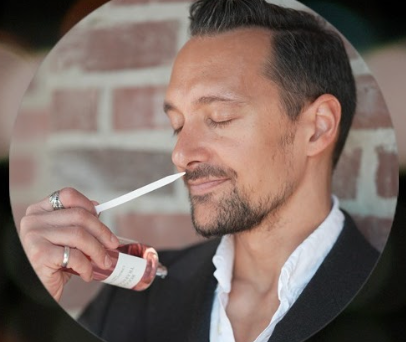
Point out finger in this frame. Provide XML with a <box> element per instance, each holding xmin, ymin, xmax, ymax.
<box><xmin>21</xmin><ymin>216</ymin><xmax>116</xmax><ymax>271</ymax></box>
<box><xmin>26</xmin><ymin>187</ymin><xmax>98</xmax><ymax>216</ymax></box>
<box><xmin>60</xmin><ymin>247</ymin><xmax>95</xmax><ymax>283</ymax></box>
<box><xmin>47</xmin><ymin>225</ymin><xmax>114</xmax><ymax>271</ymax></box>
<box><xmin>24</xmin><ymin>220</ymin><xmax>112</xmax><ymax>270</ymax></box>
<box><xmin>33</xmin><ymin>244</ymin><xmax>94</xmax><ymax>283</ymax></box>
<box><xmin>20</xmin><ymin>207</ymin><xmax>119</xmax><ymax>251</ymax></box>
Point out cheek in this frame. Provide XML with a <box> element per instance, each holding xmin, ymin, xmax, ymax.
<box><xmin>250</xmin><ymin>135</ymin><xmax>298</xmax><ymax>188</ymax></box>
<box><xmin>232</xmin><ymin>137</ymin><xmax>282</xmax><ymax>186</ymax></box>
<box><xmin>210</xmin><ymin>121</ymin><xmax>286</xmax><ymax>179</ymax></box>
<box><xmin>250</xmin><ymin>129</ymin><xmax>284</xmax><ymax>167</ymax></box>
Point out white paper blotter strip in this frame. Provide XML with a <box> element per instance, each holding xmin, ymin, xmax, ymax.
<box><xmin>95</xmin><ymin>172</ymin><xmax>185</xmax><ymax>214</ymax></box>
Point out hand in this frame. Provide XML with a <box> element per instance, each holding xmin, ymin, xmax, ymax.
<box><xmin>18</xmin><ymin>187</ymin><xmax>120</xmax><ymax>302</ymax></box>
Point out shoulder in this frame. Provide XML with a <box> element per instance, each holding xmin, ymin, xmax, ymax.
<box><xmin>315</xmin><ymin>209</ymin><xmax>381</xmax><ymax>307</ymax></box>
<box><xmin>270</xmin><ymin>209</ymin><xmax>381</xmax><ymax>342</ymax></box>
<box><xmin>338</xmin><ymin>209</ymin><xmax>380</xmax><ymax>263</ymax></box>
<box><xmin>320</xmin><ymin>208</ymin><xmax>380</xmax><ymax>285</ymax></box>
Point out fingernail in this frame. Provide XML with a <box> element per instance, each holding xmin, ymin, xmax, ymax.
<box><xmin>105</xmin><ymin>255</ymin><xmax>113</xmax><ymax>268</ymax></box>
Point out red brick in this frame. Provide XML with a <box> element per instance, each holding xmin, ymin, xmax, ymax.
<box><xmin>115</xmin><ymin>213</ymin><xmax>205</xmax><ymax>249</ymax></box>
<box><xmin>51</xmin><ymin>149</ymin><xmax>174</xmax><ymax>192</ymax></box>
<box><xmin>51</xmin><ymin>89</ymin><xmax>99</xmax><ymax>132</ymax></box>
<box><xmin>113</xmin><ymin>86</ymin><xmax>170</xmax><ymax>130</ymax></box>
<box><xmin>9</xmin><ymin>156</ymin><xmax>36</xmax><ymax>187</ymax></box>
<box><xmin>51</xmin><ymin>21</ymin><xmax>179</xmax><ymax>72</ymax></box>
<box><xmin>375</xmin><ymin>147</ymin><xmax>399</xmax><ymax>198</ymax></box>
<box><xmin>352</xmin><ymin>74</ymin><xmax>393</xmax><ymax>129</ymax></box>
<box><xmin>332</xmin><ymin>148</ymin><xmax>362</xmax><ymax>199</ymax></box>
<box><xmin>352</xmin><ymin>215</ymin><xmax>394</xmax><ymax>252</ymax></box>
<box><xmin>13</xmin><ymin>108</ymin><xmax>50</xmax><ymax>141</ymax></box>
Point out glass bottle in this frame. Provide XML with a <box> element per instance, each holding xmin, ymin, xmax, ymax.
<box><xmin>63</xmin><ymin>236</ymin><xmax>168</xmax><ymax>291</ymax></box>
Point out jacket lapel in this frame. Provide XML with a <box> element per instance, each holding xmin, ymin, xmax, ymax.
<box><xmin>269</xmin><ymin>213</ymin><xmax>379</xmax><ymax>342</ymax></box>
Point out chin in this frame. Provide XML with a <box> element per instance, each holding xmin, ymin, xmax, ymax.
<box><xmin>191</xmin><ymin>207</ymin><xmax>214</xmax><ymax>227</ymax></box>
<box><xmin>190</xmin><ymin>205</ymin><xmax>222</xmax><ymax>238</ymax></box>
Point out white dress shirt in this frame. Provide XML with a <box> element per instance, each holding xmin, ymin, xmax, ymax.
<box><xmin>209</xmin><ymin>195</ymin><xmax>344</xmax><ymax>342</ymax></box>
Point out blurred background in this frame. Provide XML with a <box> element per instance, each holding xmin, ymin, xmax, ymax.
<box><xmin>0</xmin><ymin>0</ymin><xmax>405</xmax><ymax>341</ymax></box>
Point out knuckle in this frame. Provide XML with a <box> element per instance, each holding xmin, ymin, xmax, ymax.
<box><xmin>19</xmin><ymin>215</ymin><xmax>32</xmax><ymax>235</ymax></box>
<box><xmin>25</xmin><ymin>203</ymin><xmax>36</xmax><ymax>216</ymax></box>
<box><xmin>60</xmin><ymin>187</ymin><xmax>81</xmax><ymax>207</ymax></box>
<box><xmin>61</xmin><ymin>187</ymin><xmax>78</xmax><ymax>199</ymax></box>
<box><xmin>27</xmin><ymin>241</ymin><xmax>45</xmax><ymax>265</ymax></box>
<box><xmin>19</xmin><ymin>222</ymin><xmax>38</xmax><ymax>245</ymax></box>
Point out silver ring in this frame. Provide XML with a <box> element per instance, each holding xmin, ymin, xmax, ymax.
<box><xmin>61</xmin><ymin>246</ymin><xmax>70</xmax><ymax>268</ymax></box>
<box><xmin>49</xmin><ymin>190</ymin><xmax>65</xmax><ymax>210</ymax></box>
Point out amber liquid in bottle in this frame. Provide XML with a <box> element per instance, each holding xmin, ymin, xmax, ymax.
<box><xmin>63</xmin><ymin>237</ymin><xmax>168</xmax><ymax>291</ymax></box>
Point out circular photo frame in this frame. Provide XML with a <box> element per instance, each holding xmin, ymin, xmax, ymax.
<box><xmin>9</xmin><ymin>0</ymin><xmax>399</xmax><ymax>341</ymax></box>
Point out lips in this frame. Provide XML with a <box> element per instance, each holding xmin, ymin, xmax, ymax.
<box><xmin>187</xmin><ymin>178</ymin><xmax>229</xmax><ymax>196</ymax></box>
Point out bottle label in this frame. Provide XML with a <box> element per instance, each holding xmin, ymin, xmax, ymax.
<box><xmin>101</xmin><ymin>252</ymin><xmax>147</xmax><ymax>289</ymax></box>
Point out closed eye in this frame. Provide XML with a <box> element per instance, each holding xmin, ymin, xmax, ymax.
<box><xmin>172</xmin><ymin>118</ymin><xmax>233</xmax><ymax>136</ymax></box>
<box><xmin>207</xmin><ymin>118</ymin><xmax>233</xmax><ymax>128</ymax></box>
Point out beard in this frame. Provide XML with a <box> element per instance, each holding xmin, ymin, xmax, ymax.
<box><xmin>186</xmin><ymin>165</ymin><xmax>295</xmax><ymax>238</ymax></box>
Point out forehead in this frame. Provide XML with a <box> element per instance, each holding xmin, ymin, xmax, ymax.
<box><xmin>166</xmin><ymin>28</ymin><xmax>275</xmax><ymax>101</ymax></box>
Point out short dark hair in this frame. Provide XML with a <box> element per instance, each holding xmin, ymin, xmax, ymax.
<box><xmin>188</xmin><ymin>0</ymin><xmax>357</xmax><ymax>168</ymax></box>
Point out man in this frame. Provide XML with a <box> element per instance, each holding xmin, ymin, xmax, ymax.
<box><xmin>18</xmin><ymin>0</ymin><xmax>380</xmax><ymax>341</ymax></box>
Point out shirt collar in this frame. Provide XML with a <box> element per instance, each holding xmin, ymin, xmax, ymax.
<box><xmin>212</xmin><ymin>195</ymin><xmax>344</xmax><ymax>301</ymax></box>
<box><xmin>212</xmin><ymin>233</ymin><xmax>235</xmax><ymax>293</ymax></box>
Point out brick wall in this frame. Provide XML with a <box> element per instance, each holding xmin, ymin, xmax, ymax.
<box><xmin>8</xmin><ymin>0</ymin><xmax>398</xmax><ymax>317</ymax></box>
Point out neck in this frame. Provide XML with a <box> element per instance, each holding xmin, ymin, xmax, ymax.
<box><xmin>232</xmin><ymin>172</ymin><xmax>333</xmax><ymax>292</ymax></box>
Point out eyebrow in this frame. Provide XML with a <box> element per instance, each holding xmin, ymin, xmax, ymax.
<box><xmin>163</xmin><ymin>95</ymin><xmax>245</xmax><ymax>114</ymax></box>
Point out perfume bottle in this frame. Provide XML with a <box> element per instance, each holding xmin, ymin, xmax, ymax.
<box><xmin>63</xmin><ymin>237</ymin><xmax>168</xmax><ymax>291</ymax></box>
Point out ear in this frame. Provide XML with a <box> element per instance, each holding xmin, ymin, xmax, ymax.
<box><xmin>305</xmin><ymin>94</ymin><xmax>341</xmax><ymax>158</ymax></box>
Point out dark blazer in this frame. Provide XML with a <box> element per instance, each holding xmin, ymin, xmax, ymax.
<box><xmin>78</xmin><ymin>211</ymin><xmax>380</xmax><ymax>342</ymax></box>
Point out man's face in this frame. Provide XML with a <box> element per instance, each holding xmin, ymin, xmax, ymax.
<box><xmin>164</xmin><ymin>28</ymin><xmax>307</xmax><ymax>237</ymax></box>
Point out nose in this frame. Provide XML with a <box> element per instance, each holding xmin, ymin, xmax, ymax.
<box><xmin>172</xmin><ymin>122</ymin><xmax>210</xmax><ymax>171</ymax></box>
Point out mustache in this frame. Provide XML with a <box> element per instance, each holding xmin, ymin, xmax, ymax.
<box><xmin>184</xmin><ymin>164</ymin><xmax>237</xmax><ymax>181</ymax></box>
